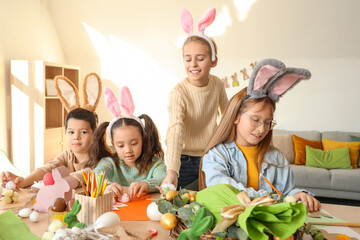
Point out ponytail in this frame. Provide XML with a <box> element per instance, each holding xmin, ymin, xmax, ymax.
<box><xmin>137</xmin><ymin>114</ymin><xmax>164</xmax><ymax>175</ymax></box>
<box><xmin>86</xmin><ymin>122</ymin><xmax>119</xmax><ymax>169</ymax></box>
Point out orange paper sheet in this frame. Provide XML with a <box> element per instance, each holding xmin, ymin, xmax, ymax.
<box><xmin>113</xmin><ymin>194</ymin><xmax>151</xmax><ymax>221</ymax></box>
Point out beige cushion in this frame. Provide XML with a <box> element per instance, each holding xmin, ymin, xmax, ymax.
<box><xmin>272</xmin><ymin>134</ymin><xmax>295</xmax><ymax>164</ymax></box>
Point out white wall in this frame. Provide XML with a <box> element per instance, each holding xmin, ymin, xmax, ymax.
<box><xmin>0</xmin><ymin>0</ymin><xmax>66</xmax><ymax>157</ymax></box>
<box><xmin>46</xmin><ymin>0</ymin><xmax>360</xmax><ymax>140</ymax></box>
<box><xmin>1</xmin><ymin>0</ymin><xmax>360</xmax><ymax>159</ymax></box>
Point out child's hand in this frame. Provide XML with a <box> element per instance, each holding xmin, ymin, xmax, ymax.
<box><xmin>0</xmin><ymin>171</ymin><xmax>24</xmax><ymax>188</ymax></box>
<box><xmin>128</xmin><ymin>182</ymin><xmax>149</xmax><ymax>199</ymax></box>
<box><xmin>293</xmin><ymin>192</ymin><xmax>321</xmax><ymax>212</ymax></box>
<box><xmin>161</xmin><ymin>170</ymin><xmax>178</xmax><ymax>190</ymax></box>
<box><xmin>105</xmin><ymin>183</ymin><xmax>124</xmax><ymax>201</ymax></box>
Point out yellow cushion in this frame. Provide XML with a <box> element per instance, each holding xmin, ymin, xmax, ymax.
<box><xmin>293</xmin><ymin>135</ymin><xmax>322</xmax><ymax>165</ymax></box>
<box><xmin>322</xmin><ymin>138</ymin><xmax>360</xmax><ymax>169</ymax></box>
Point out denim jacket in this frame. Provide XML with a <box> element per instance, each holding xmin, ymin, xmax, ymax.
<box><xmin>202</xmin><ymin>141</ymin><xmax>311</xmax><ymax>197</ymax></box>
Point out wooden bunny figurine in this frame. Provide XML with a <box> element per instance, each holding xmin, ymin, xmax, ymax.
<box><xmin>64</xmin><ymin>200</ymin><xmax>87</xmax><ymax>229</ymax></box>
<box><xmin>33</xmin><ymin>166</ymin><xmax>78</xmax><ymax>212</ymax></box>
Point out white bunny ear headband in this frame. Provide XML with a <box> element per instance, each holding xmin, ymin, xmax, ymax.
<box><xmin>180</xmin><ymin>8</ymin><xmax>217</xmax><ymax>61</ymax></box>
<box><xmin>104</xmin><ymin>86</ymin><xmax>144</xmax><ymax>140</ymax></box>
<box><xmin>54</xmin><ymin>72</ymin><xmax>102</xmax><ymax>112</ymax></box>
<box><xmin>243</xmin><ymin>58</ymin><xmax>311</xmax><ymax>104</ymax></box>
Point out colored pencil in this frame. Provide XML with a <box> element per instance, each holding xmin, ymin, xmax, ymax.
<box><xmin>308</xmin><ymin>222</ymin><xmax>360</xmax><ymax>227</ymax></box>
<box><xmin>261</xmin><ymin>173</ymin><xmax>282</xmax><ymax>196</ymax></box>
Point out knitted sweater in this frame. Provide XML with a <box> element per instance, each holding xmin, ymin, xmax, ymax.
<box><xmin>93</xmin><ymin>155</ymin><xmax>167</xmax><ymax>192</ymax></box>
<box><xmin>165</xmin><ymin>74</ymin><xmax>228</xmax><ymax>175</ymax></box>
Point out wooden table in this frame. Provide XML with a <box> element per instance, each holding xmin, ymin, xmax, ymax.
<box><xmin>1</xmin><ymin>190</ymin><xmax>360</xmax><ymax>240</ymax></box>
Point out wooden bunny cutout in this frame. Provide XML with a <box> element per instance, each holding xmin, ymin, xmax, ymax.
<box><xmin>54</xmin><ymin>72</ymin><xmax>102</xmax><ymax>112</ymax></box>
<box><xmin>34</xmin><ymin>166</ymin><xmax>78</xmax><ymax>212</ymax></box>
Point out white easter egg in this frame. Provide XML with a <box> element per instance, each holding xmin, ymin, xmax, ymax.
<box><xmin>71</xmin><ymin>226</ymin><xmax>81</xmax><ymax>235</ymax></box>
<box><xmin>94</xmin><ymin>212</ymin><xmax>120</xmax><ymax>232</ymax></box>
<box><xmin>284</xmin><ymin>195</ymin><xmax>297</xmax><ymax>203</ymax></box>
<box><xmin>6</xmin><ymin>181</ymin><xmax>16</xmax><ymax>190</ymax></box>
<box><xmin>18</xmin><ymin>208</ymin><xmax>32</xmax><ymax>217</ymax></box>
<box><xmin>41</xmin><ymin>231</ymin><xmax>54</xmax><ymax>240</ymax></box>
<box><xmin>160</xmin><ymin>183</ymin><xmax>176</xmax><ymax>191</ymax></box>
<box><xmin>29</xmin><ymin>211</ymin><xmax>40</xmax><ymax>222</ymax></box>
<box><xmin>48</xmin><ymin>220</ymin><xmax>63</xmax><ymax>233</ymax></box>
<box><xmin>146</xmin><ymin>202</ymin><xmax>163</xmax><ymax>221</ymax></box>
<box><xmin>55</xmin><ymin>229</ymin><xmax>69</xmax><ymax>238</ymax></box>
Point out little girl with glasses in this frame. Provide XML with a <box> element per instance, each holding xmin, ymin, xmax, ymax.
<box><xmin>200</xmin><ymin>59</ymin><xmax>321</xmax><ymax>212</ymax></box>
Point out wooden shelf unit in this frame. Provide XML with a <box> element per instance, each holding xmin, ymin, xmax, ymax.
<box><xmin>10</xmin><ymin>60</ymin><xmax>80</xmax><ymax>173</ymax></box>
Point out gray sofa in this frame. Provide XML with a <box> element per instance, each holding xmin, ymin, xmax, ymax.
<box><xmin>273</xmin><ymin>129</ymin><xmax>360</xmax><ymax>200</ymax></box>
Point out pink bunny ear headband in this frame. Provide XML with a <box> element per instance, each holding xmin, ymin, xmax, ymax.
<box><xmin>180</xmin><ymin>8</ymin><xmax>217</xmax><ymax>61</ymax></box>
<box><xmin>104</xmin><ymin>86</ymin><xmax>144</xmax><ymax>140</ymax></box>
<box><xmin>242</xmin><ymin>58</ymin><xmax>311</xmax><ymax>104</ymax></box>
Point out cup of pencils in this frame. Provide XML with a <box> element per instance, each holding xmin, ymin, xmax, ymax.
<box><xmin>75</xmin><ymin>170</ymin><xmax>113</xmax><ymax>225</ymax></box>
<box><xmin>80</xmin><ymin>170</ymin><xmax>108</xmax><ymax>198</ymax></box>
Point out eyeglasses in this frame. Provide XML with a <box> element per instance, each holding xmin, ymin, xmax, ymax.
<box><xmin>240</xmin><ymin>113</ymin><xmax>277</xmax><ymax>130</ymax></box>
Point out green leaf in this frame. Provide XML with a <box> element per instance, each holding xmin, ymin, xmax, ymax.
<box><xmin>184</xmin><ymin>219</ymin><xmax>193</xmax><ymax>228</ymax></box>
<box><xmin>213</xmin><ymin>231</ymin><xmax>227</xmax><ymax>238</ymax></box>
<box><xmin>178</xmin><ymin>188</ymin><xmax>189</xmax><ymax>195</ymax></box>
<box><xmin>178</xmin><ymin>207</ymin><xmax>193</xmax><ymax>221</ymax></box>
<box><xmin>173</xmin><ymin>195</ymin><xmax>186</xmax><ymax>208</ymax></box>
<box><xmin>182</xmin><ymin>196</ymin><xmax>190</xmax><ymax>204</ymax></box>
<box><xmin>227</xmin><ymin>226</ymin><xmax>238</xmax><ymax>238</ymax></box>
<box><xmin>236</xmin><ymin>227</ymin><xmax>249</xmax><ymax>240</ymax></box>
<box><xmin>158</xmin><ymin>200</ymin><xmax>173</xmax><ymax>214</ymax></box>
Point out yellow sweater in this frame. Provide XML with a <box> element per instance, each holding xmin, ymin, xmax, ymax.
<box><xmin>165</xmin><ymin>75</ymin><xmax>228</xmax><ymax>175</ymax></box>
<box><xmin>237</xmin><ymin>143</ymin><xmax>259</xmax><ymax>190</ymax></box>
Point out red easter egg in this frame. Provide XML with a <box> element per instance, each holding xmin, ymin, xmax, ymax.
<box><xmin>43</xmin><ymin>173</ymin><xmax>54</xmax><ymax>185</ymax></box>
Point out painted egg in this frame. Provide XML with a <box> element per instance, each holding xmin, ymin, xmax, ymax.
<box><xmin>146</xmin><ymin>202</ymin><xmax>163</xmax><ymax>221</ymax></box>
<box><xmin>18</xmin><ymin>208</ymin><xmax>32</xmax><ymax>217</ymax></box>
<box><xmin>29</xmin><ymin>211</ymin><xmax>40</xmax><ymax>222</ymax></box>
<box><xmin>93</xmin><ymin>212</ymin><xmax>120</xmax><ymax>232</ymax></box>
<box><xmin>284</xmin><ymin>196</ymin><xmax>297</xmax><ymax>203</ymax></box>
<box><xmin>119</xmin><ymin>193</ymin><xmax>130</xmax><ymax>203</ymax></box>
<box><xmin>43</xmin><ymin>173</ymin><xmax>55</xmax><ymax>185</ymax></box>
<box><xmin>5</xmin><ymin>181</ymin><xmax>16</xmax><ymax>190</ymax></box>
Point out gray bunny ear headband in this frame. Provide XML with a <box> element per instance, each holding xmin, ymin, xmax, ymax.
<box><xmin>244</xmin><ymin>58</ymin><xmax>311</xmax><ymax>103</ymax></box>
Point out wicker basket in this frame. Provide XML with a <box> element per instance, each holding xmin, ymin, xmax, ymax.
<box><xmin>170</xmin><ymin>217</ymin><xmax>239</xmax><ymax>240</ymax></box>
<box><xmin>169</xmin><ymin>217</ymin><xmax>310</xmax><ymax>240</ymax></box>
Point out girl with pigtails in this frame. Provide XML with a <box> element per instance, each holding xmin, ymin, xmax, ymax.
<box><xmin>89</xmin><ymin>86</ymin><xmax>166</xmax><ymax>201</ymax></box>
<box><xmin>200</xmin><ymin>59</ymin><xmax>321</xmax><ymax>212</ymax></box>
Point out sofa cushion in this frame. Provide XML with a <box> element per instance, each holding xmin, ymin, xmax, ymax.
<box><xmin>272</xmin><ymin>134</ymin><xmax>294</xmax><ymax>164</ymax></box>
<box><xmin>322</xmin><ymin>138</ymin><xmax>360</xmax><ymax>169</ymax></box>
<box><xmin>273</xmin><ymin>130</ymin><xmax>321</xmax><ymax>141</ymax></box>
<box><xmin>322</xmin><ymin>131</ymin><xmax>360</xmax><ymax>142</ymax></box>
<box><xmin>293</xmin><ymin>135</ymin><xmax>322</xmax><ymax>165</ymax></box>
<box><xmin>305</xmin><ymin>146</ymin><xmax>352</xmax><ymax>169</ymax></box>
<box><xmin>350</xmin><ymin>135</ymin><xmax>360</xmax><ymax>142</ymax></box>
<box><xmin>329</xmin><ymin>169</ymin><xmax>360</xmax><ymax>192</ymax></box>
<box><xmin>290</xmin><ymin>165</ymin><xmax>331</xmax><ymax>189</ymax></box>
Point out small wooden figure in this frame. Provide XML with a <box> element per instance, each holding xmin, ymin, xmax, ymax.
<box><xmin>250</xmin><ymin>61</ymin><xmax>258</xmax><ymax>69</ymax></box>
<box><xmin>222</xmin><ymin>76</ymin><xmax>230</xmax><ymax>88</ymax></box>
<box><xmin>231</xmin><ymin>72</ymin><xmax>239</xmax><ymax>87</ymax></box>
<box><xmin>240</xmin><ymin>68</ymin><xmax>249</xmax><ymax>80</ymax></box>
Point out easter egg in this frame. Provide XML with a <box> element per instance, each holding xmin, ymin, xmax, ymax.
<box><xmin>30</xmin><ymin>211</ymin><xmax>40</xmax><ymax>222</ymax></box>
<box><xmin>284</xmin><ymin>196</ymin><xmax>297</xmax><ymax>203</ymax></box>
<box><xmin>146</xmin><ymin>202</ymin><xmax>163</xmax><ymax>221</ymax></box>
<box><xmin>160</xmin><ymin>212</ymin><xmax>177</xmax><ymax>230</ymax></box>
<box><xmin>93</xmin><ymin>212</ymin><xmax>120</xmax><ymax>232</ymax></box>
<box><xmin>6</xmin><ymin>181</ymin><xmax>16</xmax><ymax>190</ymax></box>
<box><xmin>119</xmin><ymin>193</ymin><xmax>130</xmax><ymax>203</ymax></box>
<box><xmin>165</xmin><ymin>190</ymin><xmax>177</xmax><ymax>201</ymax></box>
<box><xmin>51</xmin><ymin>198</ymin><xmax>67</xmax><ymax>212</ymax></box>
<box><xmin>43</xmin><ymin>173</ymin><xmax>54</xmax><ymax>185</ymax></box>
<box><xmin>19</xmin><ymin>208</ymin><xmax>32</xmax><ymax>217</ymax></box>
